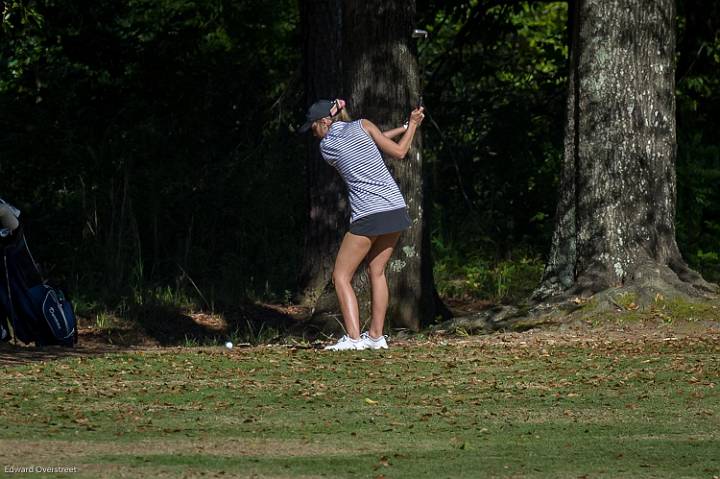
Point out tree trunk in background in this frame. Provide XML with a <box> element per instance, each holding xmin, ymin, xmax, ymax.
<box><xmin>296</xmin><ymin>0</ymin><xmax>348</xmax><ymax>306</ymax></box>
<box><xmin>536</xmin><ymin>0</ymin><xmax>717</xmax><ymax>304</ymax></box>
<box><xmin>341</xmin><ymin>0</ymin><xmax>436</xmax><ymax>330</ymax></box>
<box><xmin>299</xmin><ymin>0</ymin><xmax>443</xmax><ymax>331</ymax></box>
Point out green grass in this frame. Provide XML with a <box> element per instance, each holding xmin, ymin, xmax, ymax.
<box><xmin>1</xmin><ymin>330</ymin><xmax>719</xmax><ymax>478</ymax></box>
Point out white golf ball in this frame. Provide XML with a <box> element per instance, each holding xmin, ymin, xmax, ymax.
<box><xmin>225</xmin><ymin>341</ymin><xmax>233</xmax><ymax>349</ymax></box>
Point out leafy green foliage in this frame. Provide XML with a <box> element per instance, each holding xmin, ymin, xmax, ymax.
<box><xmin>676</xmin><ymin>1</ymin><xmax>720</xmax><ymax>283</ymax></box>
<box><xmin>1</xmin><ymin>0</ymin><xmax>304</xmax><ymax>309</ymax></box>
<box><xmin>423</xmin><ymin>0</ymin><xmax>720</xmax><ymax>295</ymax></box>
<box><xmin>421</xmin><ymin>2</ymin><xmax>567</xmax><ymax>261</ymax></box>
<box><xmin>421</xmin><ymin>2</ymin><xmax>566</xmax><ymax>299</ymax></box>
<box><xmin>1</xmin><ymin>0</ymin><xmax>718</xmax><ymax>319</ymax></box>
<box><xmin>433</xmin><ymin>236</ymin><xmax>544</xmax><ymax>303</ymax></box>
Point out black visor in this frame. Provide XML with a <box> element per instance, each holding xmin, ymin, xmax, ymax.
<box><xmin>299</xmin><ymin>99</ymin><xmax>341</xmax><ymax>133</ymax></box>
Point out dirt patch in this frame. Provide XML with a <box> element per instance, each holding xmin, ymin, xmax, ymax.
<box><xmin>406</xmin><ymin>319</ymin><xmax>720</xmax><ymax>350</ymax></box>
<box><xmin>75</xmin><ymin>463</ymin><xmax>325</xmax><ymax>479</ymax></box>
<box><xmin>0</xmin><ymin>437</ymin><xmax>385</xmax><ymax>461</ymax></box>
<box><xmin>0</xmin><ymin>340</ymin><xmax>143</xmax><ymax>366</ymax></box>
<box><xmin>0</xmin><ymin>440</ymin><xmax>347</xmax><ymax>479</ymax></box>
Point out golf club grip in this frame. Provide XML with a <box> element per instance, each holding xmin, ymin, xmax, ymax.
<box><xmin>417</xmin><ymin>95</ymin><xmax>423</xmax><ymax>109</ymax></box>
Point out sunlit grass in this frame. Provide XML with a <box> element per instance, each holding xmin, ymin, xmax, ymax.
<box><xmin>0</xmin><ymin>329</ymin><xmax>718</xmax><ymax>478</ymax></box>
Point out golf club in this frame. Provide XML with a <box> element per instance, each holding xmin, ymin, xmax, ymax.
<box><xmin>412</xmin><ymin>29</ymin><xmax>428</xmax><ymax>109</ymax></box>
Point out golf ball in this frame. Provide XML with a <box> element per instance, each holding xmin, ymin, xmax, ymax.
<box><xmin>225</xmin><ymin>341</ymin><xmax>233</xmax><ymax>349</ymax></box>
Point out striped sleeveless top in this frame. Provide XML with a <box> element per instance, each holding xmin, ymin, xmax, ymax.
<box><xmin>320</xmin><ymin>120</ymin><xmax>407</xmax><ymax>223</ymax></box>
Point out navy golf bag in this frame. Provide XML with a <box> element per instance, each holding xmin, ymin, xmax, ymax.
<box><xmin>0</xmin><ymin>200</ymin><xmax>77</xmax><ymax>347</ymax></box>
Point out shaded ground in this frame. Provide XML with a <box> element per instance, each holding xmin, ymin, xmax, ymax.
<box><xmin>1</xmin><ymin>296</ymin><xmax>719</xmax><ymax>364</ymax></box>
<box><xmin>0</xmin><ymin>301</ymin><xmax>308</xmax><ymax>365</ymax></box>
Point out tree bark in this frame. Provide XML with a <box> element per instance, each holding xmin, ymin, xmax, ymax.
<box><xmin>299</xmin><ymin>0</ymin><xmax>443</xmax><ymax>331</ymax></box>
<box><xmin>296</xmin><ymin>0</ymin><xmax>348</xmax><ymax>305</ymax></box>
<box><xmin>342</xmin><ymin>0</ymin><xmax>438</xmax><ymax>330</ymax></box>
<box><xmin>536</xmin><ymin>0</ymin><xmax>717</xmax><ymax>303</ymax></box>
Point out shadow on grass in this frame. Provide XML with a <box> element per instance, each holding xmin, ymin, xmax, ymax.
<box><xmin>0</xmin><ymin>302</ymin><xmax>315</xmax><ymax>365</ymax></box>
<box><xmin>118</xmin><ymin>301</ymin><xmax>314</xmax><ymax>347</ymax></box>
<box><xmin>129</xmin><ymin>303</ymin><xmax>219</xmax><ymax>346</ymax></box>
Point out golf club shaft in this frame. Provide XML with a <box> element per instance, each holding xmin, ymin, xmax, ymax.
<box><xmin>412</xmin><ymin>29</ymin><xmax>428</xmax><ymax>110</ymax></box>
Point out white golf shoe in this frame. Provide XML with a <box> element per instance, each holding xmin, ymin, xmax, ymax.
<box><xmin>324</xmin><ymin>335</ymin><xmax>367</xmax><ymax>351</ymax></box>
<box><xmin>360</xmin><ymin>332</ymin><xmax>389</xmax><ymax>350</ymax></box>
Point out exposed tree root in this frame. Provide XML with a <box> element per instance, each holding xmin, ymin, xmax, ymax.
<box><xmin>434</xmin><ymin>261</ymin><xmax>719</xmax><ymax>335</ymax></box>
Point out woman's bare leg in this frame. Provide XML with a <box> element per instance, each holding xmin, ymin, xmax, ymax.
<box><xmin>332</xmin><ymin>232</ymin><xmax>374</xmax><ymax>339</ymax></box>
<box><xmin>366</xmin><ymin>232</ymin><xmax>401</xmax><ymax>338</ymax></box>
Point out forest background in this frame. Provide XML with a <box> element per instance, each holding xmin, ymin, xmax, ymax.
<box><xmin>1</xmin><ymin>0</ymin><xmax>718</xmax><ymax>328</ymax></box>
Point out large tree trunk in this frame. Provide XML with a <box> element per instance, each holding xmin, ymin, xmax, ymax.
<box><xmin>536</xmin><ymin>0</ymin><xmax>717</xmax><ymax>304</ymax></box>
<box><xmin>296</xmin><ymin>0</ymin><xmax>348</xmax><ymax>306</ymax></box>
<box><xmin>343</xmin><ymin>0</ymin><xmax>434</xmax><ymax>330</ymax></box>
<box><xmin>299</xmin><ymin>0</ymin><xmax>444</xmax><ymax>331</ymax></box>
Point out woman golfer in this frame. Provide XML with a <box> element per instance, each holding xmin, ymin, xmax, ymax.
<box><xmin>299</xmin><ymin>99</ymin><xmax>425</xmax><ymax>350</ymax></box>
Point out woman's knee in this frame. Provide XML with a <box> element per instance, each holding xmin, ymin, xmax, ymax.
<box><xmin>332</xmin><ymin>269</ymin><xmax>352</xmax><ymax>287</ymax></box>
<box><xmin>368</xmin><ymin>264</ymin><xmax>386</xmax><ymax>280</ymax></box>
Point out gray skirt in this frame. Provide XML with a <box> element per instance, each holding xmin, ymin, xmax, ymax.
<box><xmin>349</xmin><ymin>207</ymin><xmax>411</xmax><ymax>236</ymax></box>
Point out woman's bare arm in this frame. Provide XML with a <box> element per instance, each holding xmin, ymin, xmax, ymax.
<box><xmin>382</xmin><ymin>126</ymin><xmax>407</xmax><ymax>139</ymax></box>
<box><xmin>363</xmin><ymin>108</ymin><xmax>424</xmax><ymax>160</ymax></box>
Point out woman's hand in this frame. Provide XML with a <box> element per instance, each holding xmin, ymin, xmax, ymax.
<box><xmin>409</xmin><ymin>107</ymin><xmax>425</xmax><ymax>126</ymax></box>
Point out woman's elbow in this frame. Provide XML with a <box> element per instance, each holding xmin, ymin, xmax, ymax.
<box><xmin>396</xmin><ymin>147</ymin><xmax>410</xmax><ymax>160</ymax></box>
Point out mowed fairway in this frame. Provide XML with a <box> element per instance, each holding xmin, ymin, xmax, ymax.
<box><xmin>1</xmin><ymin>325</ymin><xmax>719</xmax><ymax>478</ymax></box>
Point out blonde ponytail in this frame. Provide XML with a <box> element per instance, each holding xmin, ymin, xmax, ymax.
<box><xmin>333</xmin><ymin>108</ymin><xmax>352</xmax><ymax>123</ymax></box>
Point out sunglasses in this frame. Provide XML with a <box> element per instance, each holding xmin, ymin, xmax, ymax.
<box><xmin>329</xmin><ymin>99</ymin><xmax>345</xmax><ymax>117</ymax></box>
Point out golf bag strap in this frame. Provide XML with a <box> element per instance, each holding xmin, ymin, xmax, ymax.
<box><xmin>3</xmin><ymin>251</ymin><xmax>18</xmax><ymax>338</ymax></box>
